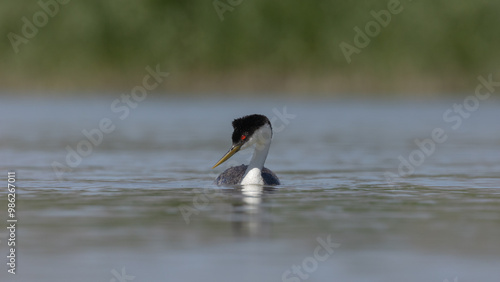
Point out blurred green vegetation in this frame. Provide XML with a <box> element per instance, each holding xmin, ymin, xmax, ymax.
<box><xmin>1</xmin><ymin>0</ymin><xmax>499</xmax><ymax>95</ymax></box>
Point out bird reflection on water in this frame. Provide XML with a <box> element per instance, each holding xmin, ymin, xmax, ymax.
<box><xmin>223</xmin><ymin>185</ymin><xmax>277</xmax><ymax>238</ymax></box>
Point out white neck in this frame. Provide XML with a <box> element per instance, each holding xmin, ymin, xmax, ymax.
<box><xmin>240</xmin><ymin>125</ymin><xmax>272</xmax><ymax>185</ymax></box>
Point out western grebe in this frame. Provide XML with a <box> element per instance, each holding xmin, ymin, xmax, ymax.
<box><xmin>212</xmin><ymin>114</ymin><xmax>280</xmax><ymax>186</ymax></box>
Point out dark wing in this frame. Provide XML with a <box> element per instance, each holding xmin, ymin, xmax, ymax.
<box><xmin>262</xmin><ymin>167</ymin><xmax>280</xmax><ymax>185</ymax></box>
<box><xmin>215</xmin><ymin>165</ymin><xmax>280</xmax><ymax>186</ymax></box>
<box><xmin>215</xmin><ymin>165</ymin><xmax>247</xmax><ymax>186</ymax></box>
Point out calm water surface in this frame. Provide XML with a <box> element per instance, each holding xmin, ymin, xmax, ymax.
<box><xmin>1</xmin><ymin>97</ymin><xmax>499</xmax><ymax>282</ymax></box>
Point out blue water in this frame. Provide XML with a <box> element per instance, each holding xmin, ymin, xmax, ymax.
<box><xmin>0</xmin><ymin>97</ymin><xmax>499</xmax><ymax>282</ymax></box>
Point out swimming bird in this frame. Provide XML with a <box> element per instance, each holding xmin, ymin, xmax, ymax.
<box><xmin>212</xmin><ymin>114</ymin><xmax>280</xmax><ymax>186</ymax></box>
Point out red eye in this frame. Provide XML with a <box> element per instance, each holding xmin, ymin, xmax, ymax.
<box><xmin>241</xmin><ymin>135</ymin><xmax>246</xmax><ymax>140</ymax></box>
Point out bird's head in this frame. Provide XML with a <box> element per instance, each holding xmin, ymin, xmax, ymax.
<box><xmin>212</xmin><ymin>114</ymin><xmax>272</xmax><ymax>169</ymax></box>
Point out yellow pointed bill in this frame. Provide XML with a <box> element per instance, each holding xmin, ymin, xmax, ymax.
<box><xmin>212</xmin><ymin>144</ymin><xmax>242</xmax><ymax>169</ymax></box>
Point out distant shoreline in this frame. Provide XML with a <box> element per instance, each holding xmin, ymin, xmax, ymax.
<box><xmin>0</xmin><ymin>69</ymin><xmax>481</xmax><ymax>97</ymax></box>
